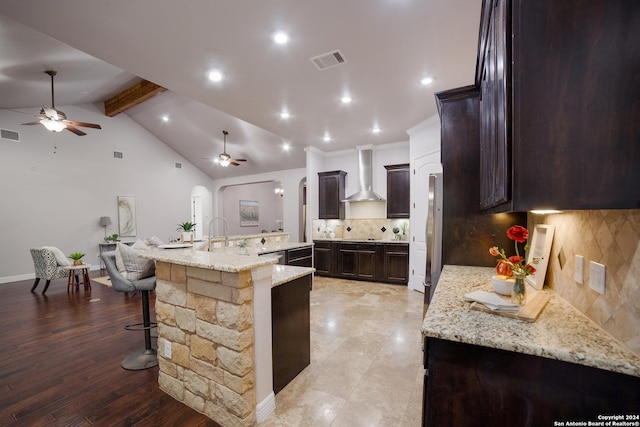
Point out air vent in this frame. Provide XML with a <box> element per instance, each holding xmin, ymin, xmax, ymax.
<box><xmin>1</xmin><ymin>129</ymin><xmax>20</xmax><ymax>142</ymax></box>
<box><xmin>175</xmin><ymin>162</ymin><xmax>182</xmax><ymax>169</ymax></box>
<box><xmin>310</xmin><ymin>49</ymin><xmax>346</xmax><ymax>70</ymax></box>
<box><xmin>113</xmin><ymin>151</ymin><xmax>123</xmax><ymax>159</ymax></box>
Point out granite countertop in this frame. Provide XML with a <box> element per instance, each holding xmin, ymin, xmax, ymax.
<box><xmin>271</xmin><ymin>265</ymin><xmax>315</xmax><ymax>287</ymax></box>
<box><xmin>313</xmin><ymin>238</ymin><xmax>408</xmax><ymax>244</ymax></box>
<box><xmin>140</xmin><ymin>247</ymin><xmax>278</xmax><ymax>272</ymax></box>
<box><xmin>422</xmin><ymin>265</ymin><xmax>640</xmax><ymax>378</ymax></box>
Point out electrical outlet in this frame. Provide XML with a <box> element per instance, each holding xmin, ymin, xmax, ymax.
<box><xmin>164</xmin><ymin>340</ymin><xmax>172</xmax><ymax>359</ymax></box>
<box><xmin>574</xmin><ymin>255</ymin><xmax>584</xmax><ymax>284</ymax></box>
<box><xmin>589</xmin><ymin>261</ymin><xmax>606</xmax><ymax>295</ymax></box>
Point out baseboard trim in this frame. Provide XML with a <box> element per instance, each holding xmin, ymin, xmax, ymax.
<box><xmin>255</xmin><ymin>391</ymin><xmax>276</xmax><ymax>423</ymax></box>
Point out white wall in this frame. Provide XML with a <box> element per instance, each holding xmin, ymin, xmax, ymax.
<box><xmin>211</xmin><ymin>168</ymin><xmax>306</xmax><ymax>242</ymax></box>
<box><xmin>0</xmin><ymin>104</ymin><xmax>213</xmax><ymax>282</ymax></box>
<box><xmin>221</xmin><ymin>181</ymin><xmax>284</xmax><ymax>235</ymax></box>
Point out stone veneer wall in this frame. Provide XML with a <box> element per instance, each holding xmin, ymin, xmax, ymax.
<box><xmin>154</xmin><ymin>261</ymin><xmax>257</xmax><ymax>426</ymax></box>
<box><xmin>312</xmin><ymin>218</ymin><xmax>410</xmax><ymax>241</ymax></box>
<box><xmin>530</xmin><ymin>210</ymin><xmax>640</xmax><ymax>354</ymax></box>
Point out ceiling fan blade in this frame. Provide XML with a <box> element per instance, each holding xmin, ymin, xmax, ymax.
<box><xmin>230</xmin><ymin>161</ymin><xmax>241</xmax><ymax>166</ymax></box>
<box><xmin>21</xmin><ymin>121</ymin><xmax>42</xmax><ymax>126</ymax></box>
<box><xmin>232</xmin><ymin>158</ymin><xmax>247</xmax><ymax>162</ymax></box>
<box><xmin>65</xmin><ymin>125</ymin><xmax>87</xmax><ymax>136</ymax></box>
<box><xmin>63</xmin><ymin>120</ymin><xmax>102</xmax><ymax>129</ymax></box>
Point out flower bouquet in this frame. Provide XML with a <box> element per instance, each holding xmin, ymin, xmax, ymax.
<box><xmin>489</xmin><ymin>225</ymin><xmax>536</xmax><ymax>304</ymax></box>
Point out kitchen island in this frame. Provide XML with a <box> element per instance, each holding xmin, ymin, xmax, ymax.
<box><xmin>141</xmin><ymin>246</ymin><xmax>314</xmax><ymax>427</ymax></box>
<box><xmin>422</xmin><ymin>265</ymin><xmax>640</xmax><ymax>426</ymax></box>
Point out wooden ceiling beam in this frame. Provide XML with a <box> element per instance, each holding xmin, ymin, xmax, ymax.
<box><xmin>104</xmin><ymin>80</ymin><xmax>167</xmax><ymax>117</ymax></box>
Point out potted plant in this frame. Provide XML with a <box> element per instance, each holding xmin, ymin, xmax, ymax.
<box><xmin>392</xmin><ymin>227</ymin><xmax>401</xmax><ymax>240</ymax></box>
<box><xmin>177</xmin><ymin>222</ymin><xmax>196</xmax><ymax>243</ymax></box>
<box><xmin>237</xmin><ymin>239</ymin><xmax>249</xmax><ymax>254</ymax></box>
<box><xmin>401</xmin><ymin>221</ymin><xmax>409</xmax><ymax>240</ymax></box>
<box><xmin>105</xmin><ymin>233</ymin><xmax>119</xmax><ymax>243</ymax></box>
<box><xmin>69</xmin><ymin>252</ymin><xmax>85</xmax><ymax>266</ymax></box>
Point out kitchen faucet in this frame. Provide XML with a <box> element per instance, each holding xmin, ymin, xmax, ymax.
<box><xmin>208</xmin><ymin>217</ymin><xmax>229</xmax><ymax>251</ymax></box>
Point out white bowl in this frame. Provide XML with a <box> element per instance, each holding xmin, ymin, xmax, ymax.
<box><xmin>491</xmin><ymin>275</ymin><xmax>515</xmax><ymax>296</ymax></box>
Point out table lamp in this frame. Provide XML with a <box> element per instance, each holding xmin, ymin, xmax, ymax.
<box><xmin>99</xmin><ymin>216</ymin><xmax>112</xmax><ymax>239</ymax></box>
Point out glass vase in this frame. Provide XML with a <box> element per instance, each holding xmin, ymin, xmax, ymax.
<box><xmin>511</xmin><ymin>272</ymin><xmax>527</xmax><ymax>305</ymax></box>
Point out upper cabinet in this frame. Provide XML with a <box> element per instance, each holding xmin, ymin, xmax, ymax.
<box><xmin>478</xmin><ymin>0</ymin><xmax>640</xmax><ymax>211</ymax></box>
<box><xmin>318</xmin><ymin>170</ymin><xmax>346</xmax><ymax>219</ymax></box>
<box><xmin>385</xmin><ymin>164</ymin><xmax>410</xmax><ymax>218</ymax></box>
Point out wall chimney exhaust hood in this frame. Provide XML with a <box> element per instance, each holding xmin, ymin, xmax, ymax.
<box><xmin>343</xmin><ymin>147</ymin><xmax>385</xmax><ymax>202</ymax></box>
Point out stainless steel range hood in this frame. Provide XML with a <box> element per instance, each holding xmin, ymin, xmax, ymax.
<box><xmin>343</xmin><ymin>147</ymin><xmax>385</xmax><ymax>202</ymax></box>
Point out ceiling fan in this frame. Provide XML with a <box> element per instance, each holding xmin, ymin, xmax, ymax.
<box><xmin>217</xmin><ymin>130</ymin><xmax>246</xmax><ymax>167</ymax></box>
<box><xmin>22</xmin><ymin>70</ymin><xmax>102</xmax><ymax>136</ymax></box>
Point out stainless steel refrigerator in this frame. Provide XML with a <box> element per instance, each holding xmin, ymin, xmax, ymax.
<box><xmin>424</xmin><ymin>173</ymin><xmax>442</xmax><ymax>315</ymax></box>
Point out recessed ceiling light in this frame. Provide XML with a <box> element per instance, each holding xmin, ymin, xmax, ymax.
<box><xmin>420</xmin><ymin>76</ymin><xmax>434</xmax><ymax>85</ymax></box>
<box><xmin>323</xmin><ymin>134</ymin><xmax>331</xmax><ymax>142</ymax></box>
<box><xmin>282</xmin><ymin>142</ymin><xmax>291</xmax><ymax>151</ymax></box>
<box><xmin>372</xmin><ymin>126</ymin><xmax>381</xmax><ymax>134</ymax></box>
<box><xmin>208</xmin><ymin>70</ymin><xmax>223</xmax><ymax>82</ymax></box>
<box><xmin>273</xmin><ymin>31</ymin><xmax>289</xmax><ymax>45</ymax></box>
<box><xmin>162</xmin><ymin>115</ymin><xmax>169</xmax><ymax>122</ymax></box>
<box><xmin>341</xmin><ymin>96</ymin><xmax>352</xmax><ymax>104</ymax></box>
<box><xmin>280</xmin><ymin>111</ymin><xmax>290</xmax><ymax>119</ymax></box>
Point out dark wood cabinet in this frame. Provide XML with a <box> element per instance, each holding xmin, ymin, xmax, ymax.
<box><xmin>318</xmin><ymin>170</ymin><xmax>347</xmax><ymax>219</ymax></box>
<box><xmin>385</xmin><ymin>164</ymin><xmax>410</xmax><ymax>218</ymax></box>
<box><xmin>313</xmin><ymin>241</ymin><xmax>336</xmax><ymax>276</ymax></box>
<box><xmin>314</xmin><ymin>241</ymin><xmax>408</xmax><ymax>285</ymax></box>
<box><xmin>285</xmin><ymin>246</ymin><xmax>312</xmax><ymax>268</ymax></box>
<box><xmin>477</xmin><ymin>0</ymin><xmax>640</xmax><ymax>211</ymax></box>
<box><xmin>423</xmin><ymin>338</ymin><xmax>640</xmax><ymax>426</ymax></box>
<box><xmin>337</xmin><ymin>242</ymin><xmax>376</xmax><ymax>280</ymax></box>
<box><xmin>436</xmin><ymin>87</ymin><xmax>525</xmax><ymax>267</ymax></box>
<box><xmin>271</xmin><ymin>274</ymin><xmax>311</xmax><ymax>394</ymax></box>
<box><xmin>383</xmin><ymin>244</ymin><xmax>409</xmax><ymax>285</ymax></box>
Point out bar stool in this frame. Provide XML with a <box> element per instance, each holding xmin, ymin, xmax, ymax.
<box><xmin>101</xmin><ymin>251</ymin><xmax>158</xmax><ymax>370</ymax></box>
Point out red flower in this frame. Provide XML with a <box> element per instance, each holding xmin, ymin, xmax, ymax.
<box><xmin>507</xmin><ymin>225</ymin><xmax>529</xmax><ymax>243</ymax></box>
<box><xmin>525</xmin><ymin>264</ymin><xmax>537</xmax><ymax>275</ymax></box>
<box><xmin>508</xmin><ymin>255</ymin><xmax>524</xmax><ymax>264</ymax></box>
<box><xmin>489</xmin><ymin>246</ymin><xmax>500</xmax><ymax>256</ymax></box>
<box><xmin>495</xmin><ymin>260</ymin><xmax>513</xmax><ymax>277</ymax></box>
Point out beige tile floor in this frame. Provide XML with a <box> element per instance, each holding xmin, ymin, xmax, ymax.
<box><xmin>261</xmin><ymin>276</ymin><xmax>425</xmax><ymax>426</ymax></box>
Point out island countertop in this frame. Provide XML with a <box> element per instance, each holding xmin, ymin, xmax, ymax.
<box><xmin>272</xmin><ymin>264</ymin><xmax>315</xmax><ymax>287</ymax></box>
<box><xmin>140</xmin><ymin>247</ymin><xmax>278</xmax><ymax>272</ymax></box>
<box><xmin>422</xmin><ymin>265</ymin><xmax>640</xmax><ymax>378</ymax></box>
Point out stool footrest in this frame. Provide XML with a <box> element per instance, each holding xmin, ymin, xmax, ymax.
<box><xmin>121</xmin><ymin>348</ymin><xmax>158</xmax><ymax>371</ymax></box>
<box><xmin>124</xmin><ymin>322</ymin><xmax>157</xmax><ymax>332</ymax></box>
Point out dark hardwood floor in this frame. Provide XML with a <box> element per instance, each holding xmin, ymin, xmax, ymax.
<box><xmin>0</xmin><ymin>273</ymin><xmax>219</xmax><ymax>426</ymax></box>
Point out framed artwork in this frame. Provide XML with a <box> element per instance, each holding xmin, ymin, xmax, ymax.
<box><xmin>117</xmin><ymin>196</ymin><xmax>137</xmax><ymax>236</ymax></box>
<box><xmin>239</xmin><ymin>200</ymin><xmax>259</xmax><ymax>226</ymax></box>
<box><xmin>526</xmin><ymin>224</ymin><xmax>555</xmax><ymax>290</ymax></box>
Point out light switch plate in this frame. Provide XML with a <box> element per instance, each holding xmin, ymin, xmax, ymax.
<box><xmin>574</xmin><ymin>255</ymin><xmax>584</xmax><ymax>284</ymax></box>
<box><xmin>164</xmin><ymin>340</ymin><xmax>172</xmax><ymax>359</ymax></box>
<box><xmin>589</xmin><ymin>261</ymin><xmax>606</xmax><ymax>295</ymax></box>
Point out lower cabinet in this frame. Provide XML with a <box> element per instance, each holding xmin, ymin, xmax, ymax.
<box><xmin>314</xmin><ymin>241</ymin><xmax>408</xmax><ymax>285</ymax></box>
<box><xmin>285</xmin><ymin>246</ymin><xmax>312</xmax><ymax>267</ymax></box>
<box><xmin>271</xmin><ymin>274</ymin><xmax>311</xmax><ymax>394</ymax></box>
<box><xmin>423</xmin><ymin>338</ymin><xmax>640</xmax><ymax>426</ymax></box>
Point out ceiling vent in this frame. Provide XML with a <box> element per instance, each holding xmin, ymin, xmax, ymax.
<box><xmin>310</xmin><ymin>49</ymin><xmax>346</xmax><ymax>71</ymax></box>
<box><xmin>1</xmin><ymin>129</ymin><xmax>20</xmax><ymax>142</ymax></box>
<box><xmin>113</xmin><ymin>151</ymin><xmax>123</xmax><ymax>159</ymax></box>
<box><xmin>175</xmin><ymin>162</ymin><xmax>182</xmax><ymax>169</ymax></box>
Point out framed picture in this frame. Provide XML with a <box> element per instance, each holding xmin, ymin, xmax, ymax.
<box><xmin>526</xmin><ymin>224</ymin><xmax>555</xmax><ymax>290</ymax></box>
<box><xmin>239</xmin><ymin>200</ymin><xmax>259</xmax><ymax>226</ymax></box>
<box><xmin>117</xmin><ymin>195</ymin><xmax>137</xmax><ymax>237</ymax></box>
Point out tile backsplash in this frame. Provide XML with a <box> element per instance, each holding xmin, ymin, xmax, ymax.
<box><xmin>312</xmin><ymin>218</ymin><xmax>410</xmax><ymax>241</ymax></box>
<box><xmin>531</xmin><ymin>210</ymin><xmax>640</xmax><ymax>355</ymax></box>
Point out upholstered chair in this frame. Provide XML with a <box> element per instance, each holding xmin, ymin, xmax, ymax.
<box><xmin>29</xmin><ymin>247</ymin><xmax>72</xmax><ymax>294</ymax></box>
<box><xmin>101</xmin><ymin>250</ymin><xmax>158</xmax><ymax>370</ymax></box>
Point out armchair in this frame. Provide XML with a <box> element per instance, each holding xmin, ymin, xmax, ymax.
<box><xmin>29</xmin><ymin>247</ymin><xmax>72</xmax><ymax>294</ymax></box>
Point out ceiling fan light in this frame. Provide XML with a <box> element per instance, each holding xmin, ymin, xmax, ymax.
<box><xmin>41</xmin><ymin>118</ymin><xmax>66</xmax><ymax>132</ymax></box>
<box><xmin>219</xmin><ymin>158</ymin><xmax>230</xmax><ymax>167</ymax></box>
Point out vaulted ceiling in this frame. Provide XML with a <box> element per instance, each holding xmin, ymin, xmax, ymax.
<box><xmin>0</xmin><ymin>1</ymin><xmax>481</xmax><ymax>179</ymax></box>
